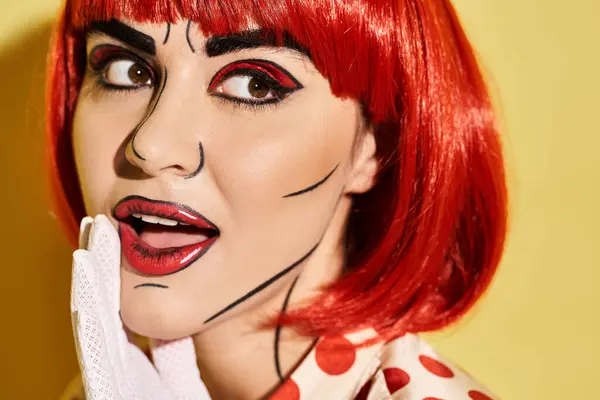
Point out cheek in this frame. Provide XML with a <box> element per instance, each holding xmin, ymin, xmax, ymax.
<box><xmin>210</xmin><ymin>98</ymin><xmax>359</xmax><ymax>207</ymax></box>
<box><xmin>72</xmin><ymin>100</ymin><xmax>139</xmax><ymax>214</ymax></box>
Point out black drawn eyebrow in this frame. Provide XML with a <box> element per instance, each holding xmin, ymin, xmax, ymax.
<box><xmin>205</xmin><ymin>29</ymin><xmax>310</xmax><ymax>58</ymax></box>
<box><xmin>88</xmin><ymin>19</ymin><xmax>156</xmax><ymax>56</ymax></box>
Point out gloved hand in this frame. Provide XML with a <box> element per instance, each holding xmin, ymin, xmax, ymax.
<box><xmin>71</xmin><ymin>214</ymin><xmax>212</xmax><ymax>400</ymax></box>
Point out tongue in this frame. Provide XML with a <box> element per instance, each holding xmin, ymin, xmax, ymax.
<box><xmin>140</xmin><ymin>225</ymin><xmax>210</xmax><ymax>249</ymax></box>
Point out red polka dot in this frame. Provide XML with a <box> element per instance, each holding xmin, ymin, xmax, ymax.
<box><xmin>270</xmin><ymin>379</ymin><xmax>300</xmax><ymax>400</ymax></box>
<box><xmin>423</xmin><ymin>398</ymin><xmax>444</xmax><ymax>400</ymax></box>
<box><xmin>383</xmin><ymin>367</ymin><xmax>411</xmax><ymax>393</ymax></box>
<box><xmin>315</xmin><ymin>336</ymin><xmax>356</xmax><ymax>375</ymax></box>
<box><xmin>353</xmin><ymin>380</ymin><xmax>373</xmax><ymax>400</ymax></box>
<box><xmin>468</xmin><ymin>390</ymin><xmax>493</xmax><ymax>400</ymax></box>
<box><xmin>419</xmin><ymin>355</ymin><xmax>455</xmax><ymax>378</ymax></box>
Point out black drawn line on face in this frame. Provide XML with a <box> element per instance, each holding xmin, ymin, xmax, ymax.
<box><xmin>183</xmin><ymin>142</ymin><xmax>205</xmax><ymax>180</ymax></box>
<box><xmin>130</xmin><ymin>67</ymin><xmax>168</xmax><ymax>161</ymax></box>
<box><xmin>203</xmin><ymin>180</ymin><xmax>346</xmax><ymax>325</ymax></box>
<box><xmin>134</xmin><ymin>283</ymin><xmax>169</xmax><ymax>289</ymax></box>
<box><xmin>274</xmin><ymin>275</ymin><xmax>299</xmax><ymax>382</ymax></box>
<box><xmin>273</xmin><ymin>187</ymin><xmax>344</xmax><ymax>376</ymax></box>
<box><xmin>205</xmin><ymin>29</ymin><xmax>310</xmax><ymax>59</ymax></box>
<box><xmin>203</xmin><ymin>242</ymin><xmax>321</xmax><ymax>324</ymax></box>
<box><xmin>163</xmin><ymin>22</ymin><xmax>171</xmax><ymax>45</ymax></box>
<box><xmin>283</xmin><ymin>164</ymin><xmax>339</xmax><ymax>198</ymax></box>
<box><xmin>88</xmin><ymin>19</ymin><xmax>156</xmax><ymax>56</ymax></box>
<box><xmin>186</xmin><ymin>20</ymin><xmax>196</xmax><ymax>53</ymax></box>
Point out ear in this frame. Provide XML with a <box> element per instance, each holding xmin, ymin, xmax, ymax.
<box><xmin>345</xmin><ymin>126</ymin><xmax>378</xmax><ymax>194</ymax></box>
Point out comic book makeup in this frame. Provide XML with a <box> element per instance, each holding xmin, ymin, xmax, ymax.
<box><xmin>72</xmin><ymin>19</ymin><xmax>378</xmax><ymax>343</ymax></box>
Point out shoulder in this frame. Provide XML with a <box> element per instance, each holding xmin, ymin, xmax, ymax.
<box><xmin>366</xmin><ymin>334</ymin><xmax>498</xmax><ymax>400</ymax></box>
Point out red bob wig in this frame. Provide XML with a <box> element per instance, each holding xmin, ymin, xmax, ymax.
<box><xmin>47</xmin><ymin>0</ymin><xmax>507</xmax><ymax>341</ymax></box>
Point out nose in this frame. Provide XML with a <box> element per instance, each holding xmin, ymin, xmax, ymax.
<box><xmin>125</xmin><ymin>71</ymin><xmax>204</xmax><ymax>179</ymax></box>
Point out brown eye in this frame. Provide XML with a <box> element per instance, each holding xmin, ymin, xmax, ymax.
<box><xmin>128</xmin><ymin>63</ymin><xmax>151</xmax><ymax>85</ymax></box>
<box><xmin>247</xmin><ymin>77</ymin><xmax>270</xmax><ymax>98</ymax></box>
<box><xmin>105</xmin><ymin>59</ymin><xmax>152</xmax><ymax>87</ymax></box>
<box><xmin>216</xmin><ymin>75</ymin><xmax>275</xmax><ymax>101</ymax></box>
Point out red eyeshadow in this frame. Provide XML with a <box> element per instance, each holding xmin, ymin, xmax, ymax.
<box><xmin>89</xmin><ymin>45</ymin><xmax>124</xmax><ymax>68</ymax></box>
<box><xmin>208</xmin><ymin>60</ymin><xmax>300</xmax><ymax>92</ymax></box>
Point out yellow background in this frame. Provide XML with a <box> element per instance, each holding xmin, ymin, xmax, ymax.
<box><xmin>0</xmin><ymin>0</ymin><xmax>598</xmax><ymax>398</ymax></box>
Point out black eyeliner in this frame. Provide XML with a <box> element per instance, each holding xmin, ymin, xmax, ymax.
<box><xmin>208</xmin><ymin>59</ymin><xmax>303</xmax><ymax>108</ymax></box>
<box><xmin>87</xmin><ymin>44</ymin><xmax>156</xmax><ymax>91</ymax></box>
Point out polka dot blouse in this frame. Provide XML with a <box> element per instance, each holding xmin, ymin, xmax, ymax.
<box><xmin>61</xmin><ymin>332</ymin><xmax>497</xmax><ymax>400</ymax></box>
<box><xmin>269</xmin><ymin>331</ymin><xmax>497</xmax><ymax>400</ymax></box>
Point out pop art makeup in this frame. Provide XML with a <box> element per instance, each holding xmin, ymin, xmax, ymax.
<box><xmin>84</xmin><ymin>20</ymin><xmax>304</xmax><ymax>110</ymax></box>
<box><xmin>72</xmin><ymin>19</ymin><xmax>377</xmax><ymax>344</ymax></box>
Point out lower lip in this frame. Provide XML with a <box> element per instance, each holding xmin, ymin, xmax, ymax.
<box><xmin>119</xmin><ymin>223</ymin><xmax>217</xmax><ymax>276</ymax></box>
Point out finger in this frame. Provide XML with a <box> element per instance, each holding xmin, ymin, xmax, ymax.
<box><xmin>151</xmin><ymin>337</ymin><xmax>212</xmax><ymax>399</ymax></box>
<box><xmin>72</xmin><ymin>248</ymin><xmax>120</xmax><ymax>362</ymax></box>
<box><xmin>79</xmin><ymin>216</ymin><xmax>94</xmax><ymax>250</ymax></box>
<box><xmin>89</xmin><ymin>214</ymin><xmax>120</xmax><ymax>273</ymax></box>
<box><xmin>71</xmin><ymin>249</ymin><xmax>99</xmax><ymax>314</ymax></box>
<box><xmin>87</xmin><ymin>215</ymin><xmax>138</xmax><ymax>370</ymax></box>
<box><xmin>88</xmin><ymin>214</ymin><xmax>121</xmax><ymax>315</ymax></box>
<box><xmin>73</xmin><ymin>247</ymin><xmax>129</xmax><ymax>371</ymax></box>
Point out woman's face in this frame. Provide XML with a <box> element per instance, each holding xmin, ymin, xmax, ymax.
<box><xmin>73</xmin><ymin>19</ymin><xmax>377</xmax><ymax>339</ymax></box>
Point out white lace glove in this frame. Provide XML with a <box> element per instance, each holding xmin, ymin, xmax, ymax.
<box><xmin>71</xmin><ymin>214</ymin><xmax>212</xmax><ymax>400</ymax></box>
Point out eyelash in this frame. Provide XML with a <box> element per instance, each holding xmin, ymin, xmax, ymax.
<box><xmin>87</xmin><ymin>46</ymin><xmax>155</xmax><ymax>93</ymax></box>
<box><xmin>86</xmin><ymin>46</ymin><xmax>302</xmax><ymax>109</ymax></box>
<box><xmin>210</xmin><ymin>69</ymin><xmax>289</xmax><ymax>105</ymax></box>
<box><xmin>212</xmin><ymin>94</ymin><xmax>283</xmax><ymax>113</ymax></box>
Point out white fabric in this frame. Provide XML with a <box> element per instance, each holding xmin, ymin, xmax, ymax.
<box><xmin>71</xmin><ymin>215</ymin><xmax>212</xmax><ymax>400</ymax></box>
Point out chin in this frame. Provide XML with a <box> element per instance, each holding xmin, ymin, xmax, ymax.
<box><xmin>120</xmin><ymin>300</ymin><xmax>203</xmax><ymax>340</ymax></box>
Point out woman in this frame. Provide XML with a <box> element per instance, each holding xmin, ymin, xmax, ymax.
<box><xmin>49</xmin><ymin>0</ymin><xmax>507</xmax><ymax>399</ymax></box>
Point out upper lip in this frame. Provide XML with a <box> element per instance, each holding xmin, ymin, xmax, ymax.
<box><xmin>113</xmin><ymin>195</ymin><xmax>219</xmax><ymax>232</ymax></box>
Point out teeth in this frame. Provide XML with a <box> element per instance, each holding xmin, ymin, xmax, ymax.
<box><xmin>141</xmin><ymin>215</ymin><xmax>160</xmax><ymax>224</ymax></box>
<box><xmin>134</xmin><ymin>214</ymin><xmax>182</xmax><ymax>226</ymax></box>
<box><xmin>158</xmin><ymin>218</ymin><xmax>178</xmax><ymax>226</ymax></box>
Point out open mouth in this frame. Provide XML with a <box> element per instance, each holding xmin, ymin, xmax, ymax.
<box><xmin>113</xmin><ymin>195</ymin><xmax>219</xmax><ymax>276</ymax></box>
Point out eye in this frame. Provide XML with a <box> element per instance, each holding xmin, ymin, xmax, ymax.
<box><xmin>104</xmin><ymin>59</ymin><xmax>153</xmax><ymax>87</ymax></box>
<box><xmin>88</xmin><ymin>44</ymin><xmax>155</xmax><ymax>90</ymax></box>
<box><xmin>215</xmin><ymin>75</ymin><xmax>275</xmax><ymax>100</ymax></box>
<box><xmin>208</xmin><ymin>60</ymin><xmax>303</xmax><ymax>105</ymax></box>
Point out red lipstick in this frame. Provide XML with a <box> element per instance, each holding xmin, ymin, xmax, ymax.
<box><xmin>113</xmin><ymin>195</ymin><xmax>219</xmax><ymax>276</ymax></box>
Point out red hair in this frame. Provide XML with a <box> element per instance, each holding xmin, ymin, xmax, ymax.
<box><xmin>47</xmin><ymin>0</ymin><xmax>507</xmax><ymax>341</ymax></box>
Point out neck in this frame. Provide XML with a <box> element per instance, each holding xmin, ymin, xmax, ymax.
<box><xmin>192</xmin><ymin>228</ymin><xmax>347</xmax><ymax>400</ymax></box>
<box><xmin>192</xmin><ymin>196</ymin><xmax>352</xmax><ymax>399</ymax></box>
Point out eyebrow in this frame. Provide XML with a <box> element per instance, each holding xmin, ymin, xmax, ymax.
<box><xmin>205</xmin><ymin>30</ymin><xmax>309</xmax><ymax>58</ymax></box>
<box><xmin>87</xmin><ymin>19</ymin><xmax>156</xmax><ymax>56</ymax></box>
